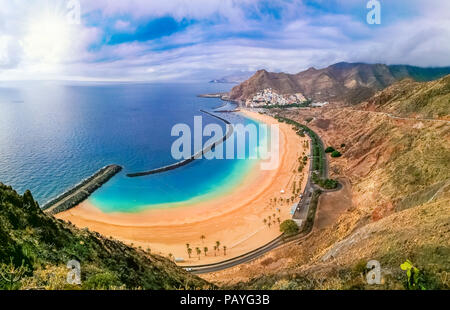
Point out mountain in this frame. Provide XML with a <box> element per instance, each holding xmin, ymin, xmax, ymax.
<box><xmin>210</xmin><ymin>71</ymin><xmax>254</xmax><ymax>84</ymax></box>
<box><xmin>362</xmin><ymin>75</ymin><xmax>450</xmax><ymax>120</ymax></box>
<box><xmin>0</xmin><ymin>183</ymin><xmax>210</xmax><ymax>290</ymax></box>
<box><xmin>206</xmin><ymin>76</ymin><xmax>450</xmax><ymax>290</ymax></box>
<box><xmin>229</xmin><ymin>62</ymin><xmax>450</xmax><ymax>105</ymax></box>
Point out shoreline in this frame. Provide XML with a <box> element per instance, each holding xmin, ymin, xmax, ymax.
<box><xmin>55</xmin><ymin>110</ymin><xmax>310</xmax><ymax>265</ymax></box>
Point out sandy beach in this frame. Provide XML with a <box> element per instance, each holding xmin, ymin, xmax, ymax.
<box><xmin>55</xmin><ymin>110</ymin><xmax>310</xmax><ymax>265</ymax></box>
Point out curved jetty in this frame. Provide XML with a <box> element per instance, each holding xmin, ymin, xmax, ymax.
<box><xmin>43</xmin><ymin>165</ymin><xmax>122</xmax><ymax>215</ymax></box>
<box><xmin>127</xmin><ymin>110</ymin><xmax>234</xmax><ymax>177</ymax></box>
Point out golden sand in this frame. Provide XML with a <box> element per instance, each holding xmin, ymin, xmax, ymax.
<box><xmin>55</xmin><ymin>110</ymin><xmax>310</xmax><ymax>265</ymax></box>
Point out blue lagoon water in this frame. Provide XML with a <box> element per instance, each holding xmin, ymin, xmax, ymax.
<box><xmin>0</xmin><ymin>81</ymin><xmax>263</xmax><ymax>213</ymax></box>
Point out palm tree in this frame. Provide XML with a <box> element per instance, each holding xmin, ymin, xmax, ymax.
<box><xmin>168</xmin><ymin>253</ymin><xmax>173</xmax><ymax>261</ymax></box>
<box><xmin>187</xmin><ymin>247</ymin><xmax>192</xmax><ymax>258</ymax></box>
<box><xmin>216</xmin><ymin>241</ymin><xmax>220</xmax><ymax>252</ymax></box>
<box><xmin>195</xmin><ymin>247</ymin><xmax>201</xmax><ymax>260</ymax></box>
<box><xmin>263</xmin><ymin>218</ymin><xmax>267</xmax><ymax>225</ymax></box>
<box><xmin>200</xmin><ymin>235</ymin><xmax>206</xmax><ymax>243</ymax></box>
<box><xmin>268</xmin><ymin>222</ymin><xmax>272</xmax><ymax>228</ymax></box>
<box><xmin>277</xmin><ymin>217</ymin><xmax>281</xmax><ymax>224</ymax></box>
<box><xmin>213</xmin><ymin>245</ymin><xmax>217</xmax><ymax>256</ymax></box>
<box><xmin>203</xmin><ymin>247</ymin><xmax>208</xmax><ymax>256</ymax></box>
<box><xmin>223</xmin><ymin>246</ymin><xmax>227</xmax><ymax>256</ymax></box>
<box><xmin>186</xmin><ymin>243</ymin><xmax>190</xmax><ymax>249</ymax></box>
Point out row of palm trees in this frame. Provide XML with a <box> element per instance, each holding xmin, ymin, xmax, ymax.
<box><xmin>185</xmin><ymin>239</ymin><xmax>227</xmax><ymax>260</ymax></box>
<box><xmin>263</xmin><ymin>214</ymin><xmax>281</xmax><ymax>228</ymax></box>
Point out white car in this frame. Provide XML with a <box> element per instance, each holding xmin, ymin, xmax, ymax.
<box><xmin>184</xmin><ymin>268</ymin><xmax>193</xmax><ymax>272</ymax></box>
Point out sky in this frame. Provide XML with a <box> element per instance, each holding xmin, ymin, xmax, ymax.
<box><xmin>0</xmin><ymin>0</ymin><xmax>449</xmax><ymax>81</ymax></box>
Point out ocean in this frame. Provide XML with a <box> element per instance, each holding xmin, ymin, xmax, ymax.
<box><xmin>0</xmin><ymin>81</ymin><xmax>263</xmax><ymax>213</ymax></box>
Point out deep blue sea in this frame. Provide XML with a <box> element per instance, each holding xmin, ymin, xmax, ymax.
<box><xmin>0</xmin><ymin>81</ymin><xmax>262</xmax><ymax>212</ymax></box>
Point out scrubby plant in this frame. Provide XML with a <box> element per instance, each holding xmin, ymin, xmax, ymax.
<box><xmin>279</xmin><ymin>220</ymin><xmax>299</xmax><ymax>236</ymax></box>
<box><xmin>331</xmin><ymin>150</ymin><xmax>342</xmax><ymax>158</ymax></box>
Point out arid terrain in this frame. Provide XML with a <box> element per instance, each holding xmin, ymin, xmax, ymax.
<box><xmin>203</xmin><ymin>75</ymin><xmax>450</xmax><ymax>289</ymax></box>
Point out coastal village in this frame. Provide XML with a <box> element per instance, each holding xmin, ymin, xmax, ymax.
<box><xmin>245</xmin><ymin>88</ymin><xmax>329</xmax><ymax>108</ymax></box>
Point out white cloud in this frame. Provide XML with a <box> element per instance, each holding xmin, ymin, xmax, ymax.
<box><xmin>0</xmin><ymin>0</ymin><xmax>449</xmax><ymax>81</ymax></box>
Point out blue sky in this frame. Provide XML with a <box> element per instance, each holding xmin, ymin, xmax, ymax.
<box><xmin>0</xmin><ymin>0</ymin><xmax>449</xmax><ymax>81</ymax></box>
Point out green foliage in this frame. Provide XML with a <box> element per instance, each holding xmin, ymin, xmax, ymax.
<box><xmin>82</xmin><ymin>272</ymin><xmax>121</xmax><ymax>290</ymax></box>
<box><xmin>331</xmin><ymin>150</ymin><xmax>342</xmax><ymax>158</ymax></box>
<box><xmin>311</xmin><ymin>173</ymin><xmax>339</xmax><ymax>189</ymax></box>
<box><xmin>400</xmin><ymin>260</ymin><xmax>427</xmax><ymax>290</ymax></box>
<box><xmin>0</xmin><ymin>258</ymin><xmax>28</xmax><ymax>290</ymax></box>
<box><xmin>275</xmin><ymin>115</ymin><xmax>325</xmax><ymax>176</ymax></box>
<box><xmin>325</xmin><ymin>146</ymin><xmax>335</xmax><ymax>153</ymax></box>
<box><xmin>279</xmin><ymin>220</ymin><xmax>299</xmax><ymax>236</ymax></box>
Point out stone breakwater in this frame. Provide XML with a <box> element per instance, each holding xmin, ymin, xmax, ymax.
<box><xmin>126</xmin><ymin>110</ymin><xmax>234</xmax><ymax>177</ymax></box>
<box><xmin>43</xmin><ymin>165</ymin><xmax>122</xmax><ymax>215</ymax></box>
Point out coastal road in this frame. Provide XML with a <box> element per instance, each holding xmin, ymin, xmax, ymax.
<box><xmin>187</xmin><ymin>236</ymin><xmax>286</xmax><ymax>274</ymax></box>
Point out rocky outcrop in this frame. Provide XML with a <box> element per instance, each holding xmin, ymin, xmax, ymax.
<box><xmin>42</xmin><ymin>165</ymin><xmax>122</xmax><ymax>215</ymax></box>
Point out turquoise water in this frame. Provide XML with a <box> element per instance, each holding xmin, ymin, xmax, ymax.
<box><xmin>0</xmin><ymin>81</ymin><xmax>265</xmax><ymax>213</ymax></box>
<box><xmin>90</xmin><ymin>118</ymin><xmax>262</xmax><ymax>213</ymax></box>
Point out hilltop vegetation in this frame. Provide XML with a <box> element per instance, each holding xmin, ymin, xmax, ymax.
<box><xmin>0</xmin><ymin>183</ymin><xmax>210</xmax><ymax>290</ymax></box>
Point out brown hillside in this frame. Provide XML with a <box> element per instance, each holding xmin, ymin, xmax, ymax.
<box><xmin>205</xmin><ymin>78</ymin><xmax>450</xmax><ymax>290</ymax></box>
<box><xmin>230</xmin><ymin>62</ymin><xmax>450</xmax><ymax>105</ymax></box>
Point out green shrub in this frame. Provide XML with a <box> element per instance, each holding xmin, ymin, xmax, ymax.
<box><xmin>82</xmin><ymin>272</ymin><xmax>121</xmax><ymax>290</ymax></box>
<box><xmin>280</xmin><ymin>220</ymin><xmax>299</xmax><ymax>236</ymax></box>
<box><xmin>325</xmin><ymin>146</ymin><xmax>335</xmax><ymax>153</ymax></box>
<box><xmin>331</xmin><ymin>151</ymin><xmax>342</xmax><ymax>158</ymax></box>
